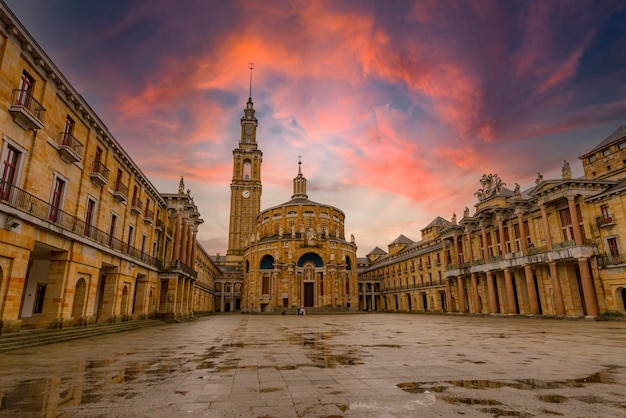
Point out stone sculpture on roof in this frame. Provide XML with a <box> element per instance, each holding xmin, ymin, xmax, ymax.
<box><xmin>474</xmin><ymin>173</ymin><xmax>506</xmax><ymax>202</ymax></box>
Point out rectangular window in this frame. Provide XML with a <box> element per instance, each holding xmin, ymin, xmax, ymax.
<box><xmin>49</xmin><ymin>177</ymin><xmax>66</xmax><ymax>222</ymax></box>
<box><xmin>262</xmin><ymin>275</ymin><xmax>270</xmax><ymax>295</ymax></box>
<box><xmin>63</xmin><ymin>115</ymin><xmax>75</xmax><ymax>145</ymax></box>
<box><xmin>152</xmin><ymin>241</ymin><xmax>158</xmax><ymax>258</ymax></box>
<box><xmin>1</xmin><ymin>145</ymin><xmax>20</xmax><ymax>200</ymax></box>
<box><xmin>85</xmin><ymin>198</ymin><xmax>96</xmax><ymax>237</ymax></box>
<box><xmin>608</xmin><ymin>237</ymin><xmax>620</xmax><ymax>264</ymax></box>
<box><xmin>108</xmin><ymin>214</ymin><xmax>117</xmax><ymax>246</ymax></box>
<box><xmin>603</xmin><ymin>149</ymin><xmax>611</xmax><ymax>157</ymax></box>
<box><xmin>141</xmin><ymin>234</ymin><xmax>147</xmax><ymax>254</ymax></box>
<box><xmin>17</xmin><ymin>71</ymin><xmax>34</xmax><ymax>106</ymax></box>
<box><xmin>601</xmin><ymin>204</ymin><xmax>611</xmax><ymax>223</ymax></box>
<box><xmin>127</xmin><ymin>225</ymin><xmax>134</xmax><ymax>253</ymax></box>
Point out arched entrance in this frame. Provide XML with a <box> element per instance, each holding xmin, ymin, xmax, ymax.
<box><xmin>71</xmin><ymin>278</ymin><xmax>87</xmax><ymax>319</ymax></box>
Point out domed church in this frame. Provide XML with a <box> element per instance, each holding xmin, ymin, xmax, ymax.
<box><xmin>219</xmin><ymin>93</ymin><xmax>358</xmax><ymax>313</ymax></box>
<box><xmin>242</xmin><ymin>160</ymin><xmax>358</xmax><ymax>312</ymax></box>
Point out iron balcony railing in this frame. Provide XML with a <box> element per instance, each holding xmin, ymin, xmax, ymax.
<box><xmin>91</xmin><ymin>159</ymin><xmax>110</xmax><ymax>180</ymax></box>
<box><xmin>0</xmin><ymin>180</ymin><xmax>161</xmax><ymax>267</ymax></box>
<box><xmin>165</xmin><ymin>259</ymin><xmax>197</xmax><ymax>278</ymax></box>
<box><xmin>114</xmin><ymin>181</ymin><xmax>129</xmax><ymax>196</ymax></box>
<box><xmin>57</xmin><ymin>131</ymin><xmax>84</xmax><ymax>158</ymax></box>
<box><xmin>10</xmin><ymin>89</ymin><xmax>46</xmax><ymax>122</ymax></box>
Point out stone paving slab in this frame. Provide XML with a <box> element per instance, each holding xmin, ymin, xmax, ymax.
<box><xmin>0</xmin><ymin>313</ymin><xmax>625</xmax><ymax>417</ymax></box>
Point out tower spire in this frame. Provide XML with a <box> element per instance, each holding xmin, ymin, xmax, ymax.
<box><xmin>292</xmin><ymin>156</ymin><xmax>308</xmax><ymax>200</ymax></box>
<box><xmin>248</xmin><ymin>62</ymin><xmax>254</xmax><ymax>99</ymax></box>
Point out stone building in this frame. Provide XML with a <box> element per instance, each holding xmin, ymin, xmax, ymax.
<box><xmin>0</xmin><ymin>2</ymin><xmax>216</xmax><ymax>334</ymax></box>
<box><xmin>359</xmin><ymin>127</ymin><xmax>626</xmax><ymax>317</ymax></box>
<box><xmin>242</xmin><ymin>161</ymin><xmax>358</xmax><ymax>312</ymax></box>
<box><xmin>215</xmin><ymin>95</ymin><xmax>358</xmax><ymax>313</ymax></box>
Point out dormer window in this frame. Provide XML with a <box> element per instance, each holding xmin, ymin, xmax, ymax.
<box><xmin>589</xmin><ymin>155</ymin><xmax>596</xmax><ymax>163</ymax></box>
<box><xmin>603</xmin><ymin>149</ymin><xmax>611</xmax><ymax>157</ymax></box>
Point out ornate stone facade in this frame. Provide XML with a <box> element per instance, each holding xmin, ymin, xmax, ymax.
<box><xmin>241</xmin><ymin>162</ymin><xmax>358</xmax><ymax>312</ymax></box>
<box><xmin>0</xmin><ymin>3</ymin><xmax>215</xmax><ymax>334</ymax></box>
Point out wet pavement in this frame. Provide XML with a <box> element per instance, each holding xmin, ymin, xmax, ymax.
<box><xmin>0</xmin><ymin>313</ymin><xmax>625</xmax><ymax>417</ymax></box>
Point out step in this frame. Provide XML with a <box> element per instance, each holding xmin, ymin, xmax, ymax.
<box><xmin>0</xmin><ymin>319</ymin><xmax>163</xmax><ymax>353</ymax></box>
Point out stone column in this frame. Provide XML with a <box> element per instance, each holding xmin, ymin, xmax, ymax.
<box><xmin>524</xmin><ymin>265</ymin><xmax>540</xmax><ymax>315</ymax></box>
<box><xmin>539</xmin><ymin>204</ymin><xmax>553</xmax><ymax>249</ymax></box>
<box><xmin>173</xmin><ymin>211</ymin><xmax>182</xmax><ymax>261</ymax></box>
<box><xmin>486</xmin><ymin>271</ymin><xmax>498</xmax><ymax>313</ymax></box>
<box><xmin>516</xmin><ymin>210</ymin><xmax>528</xmax><ymax>255</ymax></box>
<box><xmin>361</xmin><ymin>283</ymin><xmax>366</xmax><ymax>311</ymax></box>
<box><xmin>230</xmin><ymin>282</ymin><xmax>235</xmax><ymax>312</ymax></box>
<box><xmin>577</xmin><ymin>258</ymin><xmax>599</xmax><ymax>316</ymax></box>
<box><xmin>480</xmin><ymin>225</ymin><xmax>489</xmax><ymax>260</ymax></box>
<box><xmin>190</xmin><ymin>229</ymin><xmax>197</xmax><ymax>268</ymax></box>
<box><xmin>457</xmin><ymin>275</ymin><xmax>467</xmax><ymax>312</ymax></box>
<box><xmin>372</xmin><ymin>285</ymin><xmax>376</xmax><ymax>311</ymax></box>
<box><xmin>220</xmin><ymin>283</ymin><xmax>225</xmax><ymax>312</ymax></box>
<box><xmin>503</xmin><ymin>268</ymin><xmax>517</xmax><ymax>314</ymax></box>
<box><xmin>185</xmin><ymin>225</ymin><xmax>194</xmax><ymax>265</ymax></box>
<box><xmin>567</xmin><ymin>195</ymin><xmax>583</xmax><ymax>245</ymax></box>
<box><xmin>549</xmin><ymin>262</ymin><xmax>565</xmax><ymax>315</ymax></box>
<box><xmin>497</xmin><ymin>215</ymin><xmax>506</xmax><ymax>256</ymax></box>
<box><xmin>470</xmin><ymin>273</ymin><xmax>480</xmax><ymax>313</ymax></box>
<box><xmin>180</xmin><ymin>222</ymin><xmax>188</xmax><ymax>265</ymax></box>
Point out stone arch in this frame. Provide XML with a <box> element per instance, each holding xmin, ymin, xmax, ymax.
<box><xmin>242</xmin><ymin>159</ymin><xmax>252</xmax><ymax>181</ymax></box>
<box><xmin>297</xmin><ymin>252</ymin><xmax>323</xmax><ymax>267</ymax></box>
<box><xmin>71</xmin><ymin>278</ymin><xmax>87</xmax><ymax>318</ymax></box>
<box><xmin>346</xmin><ymin>256</ymin><xmax>354</xmax><ymax>270</ymax></box>
<box><xmin>260</xmin><ymin>255</ymin><xmax>274</xmax><ymax>269</ymax></box>
<box><xmin>120</xmin><ymin>285</ymin><xmax>129</xmax><ymax>316</ymax></box>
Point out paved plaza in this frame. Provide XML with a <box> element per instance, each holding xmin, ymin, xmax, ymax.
<box><xmin>0</xmin><ymin>314</ymin><xmax>625</xmax><ymax>417</ymax></box>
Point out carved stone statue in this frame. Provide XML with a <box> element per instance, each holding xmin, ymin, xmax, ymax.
<box><xmin>562</xmin><ymin>160</ymin><xmax>572</xmax><ymax>179</ymax></box>
<box><xmin>350</xmin><ymin>234</ymin><xmax>355</xmax><ymax>244</ymax></box>
<box><xmin>178</xmin><ymin>176</ymin><xmax>185</xmax><ymax>194</ymax></box>
<box><xmin>463</xmin><ymin>206</ymin><xmax>470</xmax><ymax>218</ymax></box>
<box><xmin>451</xmin><ymin>213</ymin><xmax>457</xmax><ymax>225</ymax></box>
<box><xmin>306</xmin><ymin>228</ymin><xmax>316</xmax><ymax>246</ymax></box>
<box><xmin>291</xmin><ymin>224</ymin><xmax>296</xmax><ymax>237</ymax></box>
<box><xmin>535</xmin><ymin>172</ymin><xmax>543</xmax><ymax>184</ymax></box>
<box><xmin>475</xmin><ymin>173</ymin><xmax>505</xmax><ymax>202</ymax></box>
<box><xmin>514</xmin><ymin>183</ymin><xmax>521</xmax><ymax>198</ymax></box>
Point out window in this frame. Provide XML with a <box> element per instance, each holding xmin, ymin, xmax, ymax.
<box><xmin>588</xmin><ymin>155</ymin><xmax>596</xmax><ymax>163</ymax></box>
<box><xmin>85</xmin><ymin>198</ymin><xmax>96</xmax><ymax>237</ymax></box>
<box><xmin>603</xmin><ymin>149</ymin><xmax>611</xmax><ymax>157</ymax></box>
<box><xmin>108</xmin><ymin>214</ymin><xmax>118</xmax><ymax>246</ymax></box>
<box><xmin>49</xmin><ymin>177</ymin><xmax>66</xmax><ymax>222</ymax></box>
<box><xmin>141</xmin><ymin>234</ymin><xmax>147</xmax><ymax>254</ymax></box>
<box><xmin>62</xmin><ymin>115</ymin><xmax>75</xmax><ymax>145</ymax></box>
<box><xmin>1</xmin><ymin>145</ymin><xmax>20</xmax><ymax>200</ymax></box>
<box><xmin>620</xmin><ymin>142</ymin><xmax>626</xmax><ymax>150</ymax></box>
<box><xmin>115</xmin><ymin>169</ymin><xmax>123</xmax><ymax>191</ymax></box>
<box><xmin>16</xmin><ymin>71</ymin><xmax>34</xmax><ymax>106</ymax></box>
<box><xmin>601</xmin><ymin>204</ymin><xmax>612</xmax><ymax>224</ymax></box>
<box><xmin>607</xmin><ymin>237</ymin><xmax>620</xmax><ymax>264</ymax></box>
<box><xmin>243</xmin><ymin>160</ymin><xmax>251</xmax><ymax>181</ymax></box>
<box><xmin>152</xmin><ymin>241</ymin><xmax>158</xmax><ymax>258</ymax></box>
<box><xmin>127</xmin><ymin>225</ymin><xmax>135</xmax><ymax>252</ymax></box>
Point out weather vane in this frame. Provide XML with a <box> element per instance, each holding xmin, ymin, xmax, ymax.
<box><xmin>248</xmin><ymin>62</ymin><xmax>254</xmax><ymax>98</ymax></box>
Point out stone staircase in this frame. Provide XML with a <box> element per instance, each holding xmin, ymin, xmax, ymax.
<box><xmin>0</xmin><ymin>319</ymin><xmax>164</xmax><ymax>353</ymax></box>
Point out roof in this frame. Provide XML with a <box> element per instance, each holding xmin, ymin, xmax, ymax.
<box><xmin>390</xmin><ymin>234</ymin><xmax>414</xmax><ymax>245</ymax></box>
<box><xmin>367</xmin><ymin>246</ymin><xmax>387</xmax><ymax>256</ymax></box>
<box><xmin>580</xmin><ymin>126</ymin><xmax>626</xmax><ymax>158</ymax></box>
<box><xmin>422</xmin><ymin>216</ymin><xmax>450</xmax><ymax>231</ymax></box>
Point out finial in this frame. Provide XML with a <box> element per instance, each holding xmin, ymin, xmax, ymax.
<box><xmin>248</xmin><ymin>62</ymin><xmax>254</xmax><ymax>98</ymax></box>
<box><xmin>297</xmin><ymin>155</ymin><xmax>302</xmax><ymax>173</ymax></box>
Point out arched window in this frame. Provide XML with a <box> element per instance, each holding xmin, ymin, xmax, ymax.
<box><xmin>243</xmin><ymin>160</ymin><xmax>252</xmax><ymax>181</ymax></box>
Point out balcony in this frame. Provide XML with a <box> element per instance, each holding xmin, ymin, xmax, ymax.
<box><xmin>130</xmin><ymin>197</ymin><xmax>143</xmax><ymax>215</ymax></box>
<box><xmin>596</xmin><ymin>216</ymin><xmax>616</xmax><ymax>228</ymax></box>
<box><xmin>0</xmin><ymin>180</ymin><xmax>160</xmax><ymax>267</ymax></box>
<box><xmin>155</xmin><ymin>218</ymin><xmax>164</xmax><ymax>232</ymax></box>
<box><xmin>56</xmin><ymin>132</ymin><xmax>84</xmax><ymax>164</ymax></box>
<box><xmin>597</xmin><ymin>254</ymin><xmax>626</xmax><ymax>268</ymax></box>
<box><xmin>143</xmin><ymin>208</ymin><xmax>154</xmax><ymax>225</ymax></box>
<box><xmin>8</xmin><ymin>89</ymin><xmax>46</xmax><ymax>130</ymax></box>
<box><xmin>112</xmin><ymin>181</ymin><xmax>128</xmax><ymax>203</ymax></box>
<box><xmin>161</xmin><ymin>259</ymin><xmax>197</xmax><ymax>279</ymax></box>
<box><xmin>90</xmin><ymin>160</ymin><xmax>109</xmax><ymax>187</ymax></box>
<box><xmin>551</xmin><ymin>240</ymin><xmax>575</xmax><ymax>251</ymax></box>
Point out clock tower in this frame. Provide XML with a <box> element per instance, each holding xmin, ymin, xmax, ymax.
<box><xmin>226</xmin><ymin>95</ymin><xmax>262</xmax><ymax>260</ymax></box>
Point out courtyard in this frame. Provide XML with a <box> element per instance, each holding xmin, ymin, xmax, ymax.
<box><xmin>0</xmin><ymin>313</ymin><xmax>625</xmax><ymax>417</ymax></box>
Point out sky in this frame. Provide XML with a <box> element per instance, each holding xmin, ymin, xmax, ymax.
<box><xmin>5</xmin><ymin>0</ymin><xmax>626</xmax><ymax>256</ymax></box>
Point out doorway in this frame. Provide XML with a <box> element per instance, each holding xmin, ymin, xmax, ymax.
<box><xmin>304</xmin><ymin>282</ymin><xmax>314</xmax><ymax>307</ymax></box>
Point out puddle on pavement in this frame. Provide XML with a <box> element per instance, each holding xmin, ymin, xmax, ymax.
<box><xmin>397</xmin><ymin>368</ymin><xmax>620</xmax><ymax>414</ymax></box>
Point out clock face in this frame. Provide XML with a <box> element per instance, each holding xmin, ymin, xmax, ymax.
<box><xmin>242</xmin><ymin>190</ymin><xmax>250</xmax><ymax>198</ymax></box>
